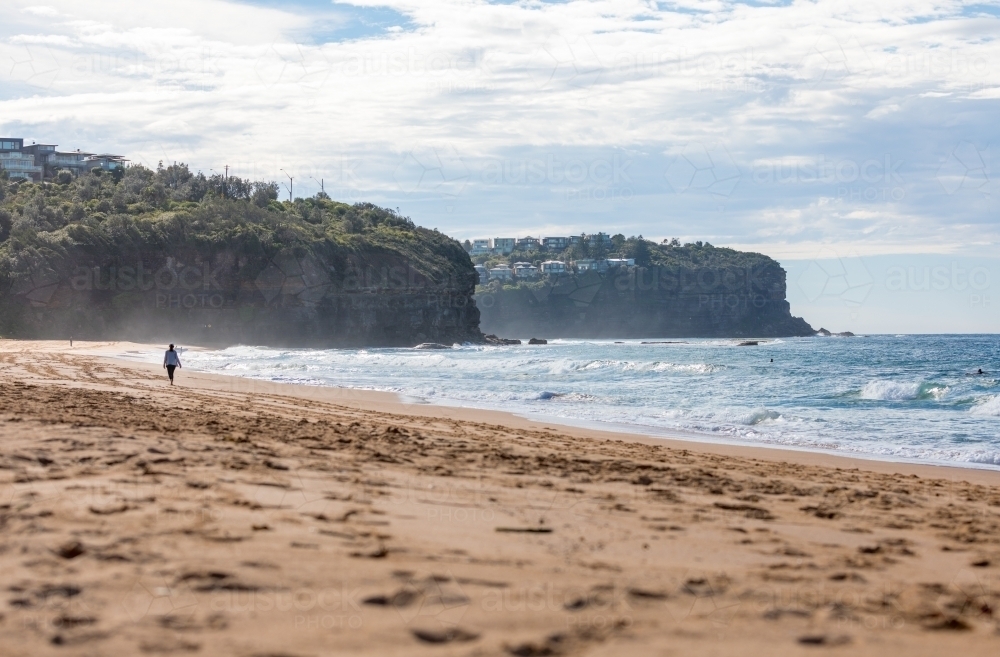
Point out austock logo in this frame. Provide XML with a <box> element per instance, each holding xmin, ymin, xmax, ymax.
<box><xmin>69</xmin><ymin>258</ymin><xmax>230</xmax><ymax>310</ymax></box>
<box><xmin>797</xmin><ymin>249</ymin><xmax>874</xmax><ymax>306</ymax></box>
<box><xmin>10</xmin><ymin>251</ymin><xmax>474</xmax><ymax>311</ymax></box>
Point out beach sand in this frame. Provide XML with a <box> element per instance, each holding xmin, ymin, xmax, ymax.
<box><xmin>1</xmin><ymin>339</ymin><xmax>999</xmax><ymax>656</ymax></box>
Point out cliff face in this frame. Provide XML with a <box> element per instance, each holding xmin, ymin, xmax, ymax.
<box><xmin>0</xmin><ymin>171</ymin><xmax>480</xmax><ymax>346</ymax></box>
<box><xmin>3</xmin><ymin>246</ymin><xmax>481</xmax><ymax>347</ymax></box>
<box><xmin>476</xmin><ymin>258</ymin><xmax>813</xmax><ymax>339</ymax></box>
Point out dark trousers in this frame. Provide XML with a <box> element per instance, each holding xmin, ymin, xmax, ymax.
<box><xmin>166</xmin><ymin>365</ymin><xmax>176</xmax><ymax>381</ymax></box>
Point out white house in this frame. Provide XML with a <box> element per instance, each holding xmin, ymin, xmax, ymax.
<box><xmin>540</xmin><ymin>260</ymin><xmax>568</xmax><ymax>275</ymax></box>
<box><xmin>488</xmin><ymin>264</ymin><xmax>513</xmax><ymax>281</ymax></box>
<box><xmin>513</xmin><ymin>262</ymin><xmax>539</xmax><ymax>278</ymax></box>
<box><xmin>471</xmin><ymin>239</ymin><xmax>492</xmax><ymax>255</ymax></box>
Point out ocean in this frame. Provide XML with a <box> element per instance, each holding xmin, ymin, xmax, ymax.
<box><xmin>138</xmin><ymin>335</ymin><xmax>1000</xmax><ymax>469</ymax></box>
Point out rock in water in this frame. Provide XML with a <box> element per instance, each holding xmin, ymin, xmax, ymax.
<box><xmin>528</xmin><ymin>338</ymin><xmax>547</xmax><ymax>345</ymax></box>
<box><xmin>482</xmin><ymin>334</ymin><xmax>521</xmax><ymax>345</ymax></box>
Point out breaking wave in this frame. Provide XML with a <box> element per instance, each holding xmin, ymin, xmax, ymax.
<box><xmin>860</xmin><ymin>380</ymin><xmax>947</xmax><ymax>401</ymax></box>
<box><xmin>971</xmin><ymin>395</ymin><xmax>1000</xmax><ymax>417</ymax></box>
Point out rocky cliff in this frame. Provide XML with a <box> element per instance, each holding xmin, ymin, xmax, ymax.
<box><xmin>476</xmin><ymin>245</ymin><xmax>813</xmax><ymax>338</ymax></box>
<box><xmin>0</xmin><ymin>167</ymin><xmax>481</xmax><ymax>347</ymax></box>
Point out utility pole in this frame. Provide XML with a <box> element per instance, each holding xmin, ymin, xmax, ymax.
<box><xmin>280</xmin><ymin>169</ymin><xmax>294</xmax><ymax>202</ymax></box>
<box><xmin>309</xmin><ymin>176</ymin><xmax>325</xmax><ymax>195</ymax></box>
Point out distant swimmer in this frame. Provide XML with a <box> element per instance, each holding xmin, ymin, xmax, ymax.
<box><xmin>163</xmin><ymin>344</ymin><xmax>182</xmax><ymax>385</ymax></box>
<box><xmin>967</xmin><ymin>368</ymin><xmax>986</xmax><ymax>376</ymax></box>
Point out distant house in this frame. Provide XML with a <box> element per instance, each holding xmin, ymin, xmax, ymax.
<box><xmin>474</xmin><ymin>264</ymin><xmax>487</xmax><ymax>283</ymax></box>
<box><xmin>569</xmin><ymin>235</ymin><xmax>583</xmax><ymax>245</ymax></box>
<box><xmin>85</xmin><ymin>154</ymin><xmax>127</xmax><ymax>172</ymax></box>
<box><xmin>574</xmin><ymin>259</ymin><xmax>598</xmax><ymax>271</ymax></box>
<box><xmin>21</xmin><ymin>143</ymin><xmax>57</xmax><ymax>168</ymax></box>
<box><xmin>0</xmin><ymin>138</ymin><xmax>124</xmax><ymax>181</ymax></box>
<box><xmin>589</xmin><ymin>232</ymin><xmax>613</xmax><ymax>247</ymax></box>
<box><xmin>516</xmin><ymin>236</ymin><xmax>540</xmax><ymax>251</ymax></box>
<box><xmin>513</xmin><ymin>262</ymin><xmax>538</xmax><ymax>278</ymax></box>
<box><xmin>471</xmin><ymin>239</ymin><xmax>492</xmax><ymax>255</ymax></box>
<box><xmin>542</xmin><ymin>236</ymin><xmax>569</xmax><ymax>251</ymax></box>
<box><xmin>540</xmin><ymin>260</ymin><xmax>568</xmax><ymax>275</ymax></box>
<box><xmin>493</xmin><ymin>237</ymin><xmax>516</xmax><ymax>254</ymax></box>
<box><xmin>47</xmin><ymin>151</ymin><xmax>94</xmax><ymax>177</ymax></box>
<box><xmin>605</xmin><ymin>258</ymin><xmax>635</xmax><ymax>268</ymax></box>
<box><xmin>0</xmin><ymin>138</ymin><xmax>43</xmax><ymax>181</ymax></box>
<box><xmin>488</xmin><ymin>264</ymin><xmax>513</xmax><ymax>281</ymax></box>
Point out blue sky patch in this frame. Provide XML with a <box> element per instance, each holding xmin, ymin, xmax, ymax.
<box><xmin>233</xmin><ymin>1</ymin><xmax>417</xmax><ymax>43</ymax></box>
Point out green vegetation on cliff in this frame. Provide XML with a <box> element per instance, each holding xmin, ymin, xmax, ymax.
<box><xmin>0</xmin><ymin>164</ymin><xmax>472</xmax><ymax>292</ymax></box>
<box><xmin>473</xmin><ymin>235</ymin><xmax>771</xmax><ymax>279</ymax></box>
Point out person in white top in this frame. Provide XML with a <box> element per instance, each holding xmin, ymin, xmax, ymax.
<box><xmin>163</xmin><ymin>344</ymin><xmax>182</xmax><ymax>385</ymax></box>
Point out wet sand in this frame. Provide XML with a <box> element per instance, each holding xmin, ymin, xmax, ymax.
<box><xmin>1</xmin><ymin>340</ymin><xmax>999</xmax><ymax>656</ymax></box>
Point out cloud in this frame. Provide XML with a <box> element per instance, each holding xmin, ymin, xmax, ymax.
<box><xmin>23</xmin><ymin>5</ymin><xmax>60</xmax><ymax>17</ymax></box>
<box><xmin>0</xmin><ymin>0</ymin><xmax>996</xmax><ymax>258</ymax></box>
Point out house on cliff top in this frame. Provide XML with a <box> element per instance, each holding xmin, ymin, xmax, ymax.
<box><xmin>0</xmin><ymin>137</ymin><xmax>125</xmax><ymax>181</ymax></box>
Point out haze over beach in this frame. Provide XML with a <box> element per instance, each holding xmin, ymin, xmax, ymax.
<box><xmin>1</xmin><ymin>1</ymin><xmax>1000</xmax><ymax>656</ymax></box>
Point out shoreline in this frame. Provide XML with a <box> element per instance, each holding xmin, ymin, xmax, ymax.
<box><xmin>23</xmin><ymin>339</ymin><xmax>1000</xmax><ymax>486</ymax></box>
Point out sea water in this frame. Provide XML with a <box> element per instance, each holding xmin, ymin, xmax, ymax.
<box><xmin>136</xmin><ymin>335</ymin><xmax>1000</xmax><ymax>468</ymax></box>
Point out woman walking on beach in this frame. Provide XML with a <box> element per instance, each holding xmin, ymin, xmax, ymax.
<box><xmin>163</xmin><ymin>344</ymin><xmax>182</xmax><ymax>385</ymax></box>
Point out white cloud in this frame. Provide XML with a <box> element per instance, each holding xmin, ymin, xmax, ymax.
<box><xmin>23</xmin><ymin>5</ymin><xmax>59</xmax><ymax>17</ymax></box>
<box><xmin>0</xmin><ymin>0</ymin><xmax>996</xmax><ymax>260</ymax></box>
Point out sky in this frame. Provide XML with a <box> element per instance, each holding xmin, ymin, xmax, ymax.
<box><xmin>1</xmin><ymin>0</ymin><xmax>998</xmax><ymax>332</ymax></box>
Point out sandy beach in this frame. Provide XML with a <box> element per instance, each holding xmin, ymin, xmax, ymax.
<box><xmin>1</xmin><ymin>340</ymin><xmax>999</xmax><ymax>656</ymax></box>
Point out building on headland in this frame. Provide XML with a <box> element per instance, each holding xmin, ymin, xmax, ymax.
<box><xmin>516</xmin><ymin>236</ymin><xmax>540</xmax><ymax>251</ymax></box>
<box><xmin>488</xmin><ymin>264</ymin><xmax>513</xmax><ymax>281</ymax></box>
<box><xmin>540</xmin><ymin>260</ymin><xmax>568</xmax><ymax>275</ymax></box>
<box><xmin>44</xmin><ymin>150</ymin><xmax>93</xmax><ymax>177</ymax></box>
<box><xmin>85</xmin><ymin>154</ymin><xmax>128</xmax><ymax>172</ymax></box>
<box><xmin>468</xmin><ymin>232</ymin><xmax>620</xmax><ymax>256</ymax></box>
<box><xmin>493</xmin><ymin>237</ymin><xmax>516</xmax><ymax>254</ymax></box>
<box><xmin>0</xmin><ymin>138</ymin><xmax>43</xmax><ymax>181</ymax></box>
<box><xmin>474</xmin><ymin>264</ymin><xmax>487</xmax><ymax>283</ymax></box>
<box><xmin>512</xmin><ymin>262</ymin><xmax>538</xmax><ymax>278</ymax></box>
<box><xmin>0</xmin><ymin>137</ymin><xmax>125</xmax><ymax>181</ymax></box>
<box><xmin>542</xmin><ymin>236</ymin><xmax>569</xmax><ymax>251</ymax></box>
